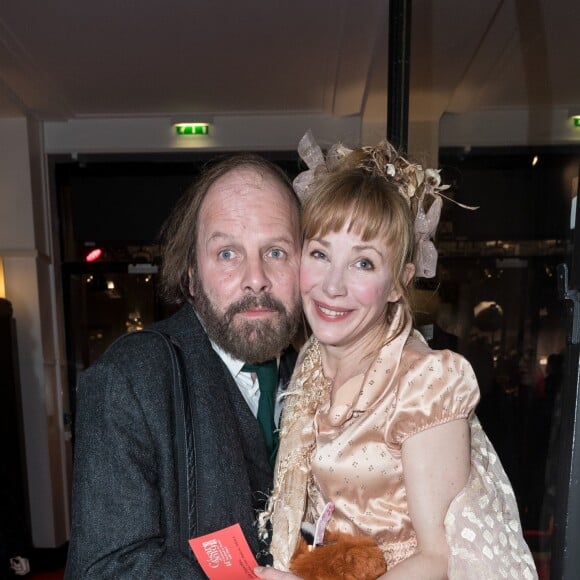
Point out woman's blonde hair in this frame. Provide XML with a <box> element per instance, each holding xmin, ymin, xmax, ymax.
<box><xmin>301</xmin><ymin>148</ymin><xmax>415</xmax><ymax>341</ymax></box>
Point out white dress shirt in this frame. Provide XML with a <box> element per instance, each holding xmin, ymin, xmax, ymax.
<box><xmin>210</xmin><ymin>340</ymin><xmax>283</xmax><ymax>426</ymax></box>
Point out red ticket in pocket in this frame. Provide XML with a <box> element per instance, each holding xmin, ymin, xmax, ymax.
<box><xmin>189</xmin><ymin>523</ymin><xmax>260</xmax><ymax>579</ymax></box>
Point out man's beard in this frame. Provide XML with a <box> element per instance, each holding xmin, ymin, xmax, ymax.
<box><xmin>193</xmin><ymin>279</ymin><xmax>301</xmax><ymax>363</ymax></box>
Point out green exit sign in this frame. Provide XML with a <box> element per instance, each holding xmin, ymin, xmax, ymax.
<box><xmin>574</xmin><ymin>117</ymin><xmax>580</xmax><ymax>127</ymax></box>
<box><xmin>174</xmin><ymin>123</ymin><xmax>209</xmax><ymax>135</ymax></box>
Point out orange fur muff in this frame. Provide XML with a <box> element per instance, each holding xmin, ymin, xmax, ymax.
<box><xmin>289</xmin><ymin>530</ymin><xmax>387</xmax><ymax>580</ymax></box>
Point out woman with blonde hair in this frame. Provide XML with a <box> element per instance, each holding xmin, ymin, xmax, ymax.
<box><xmin>255</xmin><ymin>133</ymin><xmax>536</xmax><ymax>579</ymax></box>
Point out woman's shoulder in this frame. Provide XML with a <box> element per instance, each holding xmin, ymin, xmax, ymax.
<box><xmin>400</xmin><ymin>332</ymin><xmax>475</xmax><ymax>380</ymax></box>
<box><xmin>397</xmin><ymin>334</ymin><xmax>480</xmax><ymax>406</ymax></box>
<box><xmin>385</xmin><ymin>334</ymin><xmax>480</xmax><ymax>449</ymax></box>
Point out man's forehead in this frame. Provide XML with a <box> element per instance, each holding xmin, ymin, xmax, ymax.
<box><xmin>201</xmin><ymin>166</ymin><xmax>295</xmax><ymax>214</ymax></box>
<box><xmin>198</xmin><ymin>166</ymin><xmax>298</xmax><ymax>231</ymax></box>
<box><xmin>211</xmin><ymin>166</ymin><xmax>271</xmax><ymax>190</ymax></box>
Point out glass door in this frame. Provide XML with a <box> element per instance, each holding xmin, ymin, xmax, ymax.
<box><xmin>61</xmin><ymin>261</ymin><xmax>179</xmax><ymax>422</ymax></box>
<box><xmin>431</xmin><ymin>147</ymin><xmax>580</xmax><ymax>579</ymax></box>
<box><xmin>551</xmin><ymin>170</ymin><xmax>580</xmax><ymax>579</ymax></box>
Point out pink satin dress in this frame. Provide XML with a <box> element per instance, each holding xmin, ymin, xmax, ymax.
<box><xmin>304</xmin><ymin>334</ymin><xmax>537</xmax><ymax>578</ymax></box>
<box><xmin>268</xmin><ymin>314</ymin><xmax>537</xmax><ymax>578</ymax></box>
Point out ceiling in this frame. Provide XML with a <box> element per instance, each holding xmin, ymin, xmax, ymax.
<box><xmin>0</xmin><ymin>0</ymin><xmax>578</xmax><ymax>130</ymax></box>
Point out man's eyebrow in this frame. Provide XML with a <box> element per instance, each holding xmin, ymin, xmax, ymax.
<box><xmin>206</xmin><ymin>232</ymin><xmax>296</xmax><ymax>246</ymax></box>
<box><xmin>269</xmin><ymin>236</ymin><xmax>297</xmax><ymax>246</ymax></box>
<box><xmin>206</xmin><ymin>231</ymin><xmax>231</xmax><ymax>243</ymax></box>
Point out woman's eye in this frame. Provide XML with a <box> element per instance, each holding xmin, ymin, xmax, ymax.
<box><xmin>356</xmin><ymin>258</ymin><xmax>374</xmax><ymax>270</ymax></box>
<box><xmin>310</xmin><ymin>250</ymin><xmax>326</xmax><ymax>260</ymax></box>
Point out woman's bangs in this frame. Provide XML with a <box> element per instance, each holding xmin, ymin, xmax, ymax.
<box><xmin>346</xmin><ymin>195</ymin><xmax>393</xmax><ymax>242</ymax></box>
<box><xmin>303</xmin><ymin>179</ymin><xmax>393</xmax><ymax>243</ymax></box>
<box><xmin>303</xmin><ymin>182</ymin><xmax>353</xmax><ymax>239</ymax></box>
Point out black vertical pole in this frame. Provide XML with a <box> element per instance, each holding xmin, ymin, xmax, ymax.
<box><xmin>387</xmin><ymin>0</ymin><xmax>412</xmax><ymax>153</ymax></box>
<box><xmin>552</xmin><ymin>171</ymin><xmax>580</xmax><ymax>579</ymax></box>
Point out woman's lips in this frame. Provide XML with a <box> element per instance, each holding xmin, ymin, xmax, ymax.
<box><xmin>313</xmin><ymin>300</ymin><xmax>352</xmax><ymax>321</ymax></box>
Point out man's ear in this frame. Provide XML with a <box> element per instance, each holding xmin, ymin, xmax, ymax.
<box><xmin>187</xmin><ymin>267</ymin><xmax>195</xmax><ymax>297</ymax></box>
<box><xmin>387</xmin><ymin>263</ymin><xmax>416</xmax><ymax>303</ymax></box>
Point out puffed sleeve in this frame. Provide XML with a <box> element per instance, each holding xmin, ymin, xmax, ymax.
<box><xmin>385</xmin><ymin>344</ymin><xmax>480</xmax><ymax>455</ymax></box>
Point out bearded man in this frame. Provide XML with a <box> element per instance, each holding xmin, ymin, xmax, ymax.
<box><xmin>65</xmin><ymin>155</ymin><xmax>302</xmax><ymax>579</ymax></box>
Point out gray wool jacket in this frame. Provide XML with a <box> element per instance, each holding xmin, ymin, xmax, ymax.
<box><xmin>65</xmin><ymin>305</ymin><xmax>296</xmax><ymax>579</ymax></box>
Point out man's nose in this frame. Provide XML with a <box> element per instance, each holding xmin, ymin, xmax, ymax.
<box><xmin>241</xmin><ymin>254</ymin><xmax>272</xmax><ymax>293</ymax></box>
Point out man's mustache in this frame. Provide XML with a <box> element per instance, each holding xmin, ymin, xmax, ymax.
<box><xmin>224</xmin><ymin>294</ymin><xmax>286</xmax><ymax>322</ymax></box>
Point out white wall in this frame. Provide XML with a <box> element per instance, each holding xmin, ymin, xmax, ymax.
<box><xmin>44</xmin><ymin>113</ymin><xmax>362</xmax><ymax>154</ymax></box>
<box><xmin>0</xmin><ymin>117</ymin><xmax>71</xmax><ymax>548</ymax></box>
<box><xmin>440</xmin><ymin>106</ymin><xmax>580</xmax><ymax>148</ymax></box>
<box><xmin>44</xmin><ymin>106</ymin><xmax>580</xmax><ymax>159</ymax></box>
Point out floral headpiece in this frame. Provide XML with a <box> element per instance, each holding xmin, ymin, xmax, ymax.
<box><xmin>292</xmin><ymin>130</ymin><xmax>477</xmax><ymax>278</ymax></box>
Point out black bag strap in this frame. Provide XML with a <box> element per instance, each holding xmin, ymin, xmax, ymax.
<box><xmin>140</xmin><ymin>330</ymin><xmax>198</xmax><ymax>553</ymax></box>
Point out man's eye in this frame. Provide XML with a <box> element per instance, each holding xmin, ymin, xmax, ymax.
<box><xmin>269</xmin><ymin>248</ymin><xmax>286</xmax><ymax>259</ymax></box>
<box><xmin>218</xmin><ymin>249</ymin><xmax>234</xmax><ymax>260</ymax></box>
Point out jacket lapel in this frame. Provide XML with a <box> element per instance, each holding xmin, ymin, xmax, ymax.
<box><xmin>155</xmin><ymin>306</ymin><xmax>272</xmax><ymax>554</ymax></box>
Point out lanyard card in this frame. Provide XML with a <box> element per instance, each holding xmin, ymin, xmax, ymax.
<box><xmin>189</xmin><ymin>523</ymin><xmax>260</xmax><ymax>579</ymax></box>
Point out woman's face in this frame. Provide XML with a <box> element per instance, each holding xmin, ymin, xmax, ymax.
<box><xmin>300</xmin><ymin>223</ymin><xmax>402</xmax><ymax>352</ymax></box>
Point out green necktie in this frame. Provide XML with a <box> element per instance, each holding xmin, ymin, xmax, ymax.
<box><xmin>242</xmin><ymin>360</ymin><xmax>279</xmax><ymax>466</ymax></box>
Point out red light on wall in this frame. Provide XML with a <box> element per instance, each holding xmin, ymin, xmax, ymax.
<box><xmin>85</xmin><ymin>248</ymin><xmax>103</xmax><ymax>262</ymax></box>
